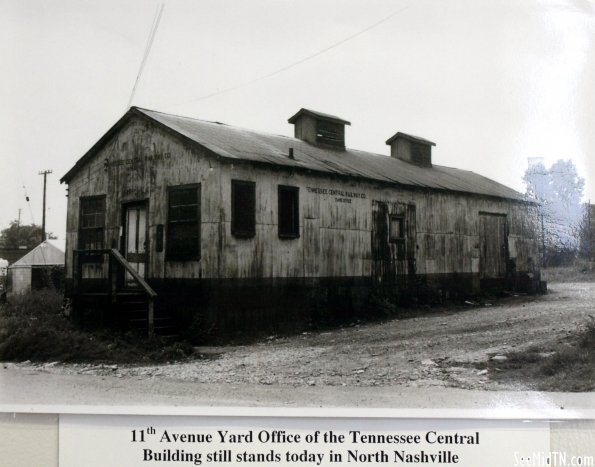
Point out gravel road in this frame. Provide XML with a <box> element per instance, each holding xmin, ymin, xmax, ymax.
<box><xmin>1</xmin><ymin>282</ymin><xmax>594</xmax><ymax>409</ymax></box>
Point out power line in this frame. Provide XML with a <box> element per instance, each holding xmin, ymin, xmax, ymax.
<box><xmin>170</xmin><ymin>4</ymin><xmax>412</xmax><ymax>106</ymax></box>
<box><xmin>127</xmin><ymin>3</ymin><xmax>165</xmax><ymax>110</ymax></box>
<box><xmin>21</xmin><ymin>182</ymin><xmax>35</xmax><ymax>225</ymax></box>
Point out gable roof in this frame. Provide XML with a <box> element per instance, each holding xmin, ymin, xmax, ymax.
<box><xmin>288</xmin><ymin>108</ymin><xmax>351</xmax><ymax>126</ymax></box>
<box><xmin>62</xmin><ymin>107</ymin><xmax>527</xmax><ymax>202</ymax></box>
<box><xmin>8</xmin><ymin>241</ymin><xmax>64</xmax><ymax>268</ymax></box>
<box><xmin>386</xmin><ymin>132</ymin><xmax>436</xmax><ymax>146</ymax></box>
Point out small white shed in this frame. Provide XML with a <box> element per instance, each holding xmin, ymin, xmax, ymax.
<box><xmin>7</xmin><ymin>241</ymin><xmax>65</xmax><ymax>295</ymax></box>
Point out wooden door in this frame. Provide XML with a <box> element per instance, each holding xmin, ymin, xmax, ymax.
<box><xmin>372</xmin><ymin>201</ymin><xmax>416</xmax><ymax>285</ymax></box>
<box><xmin>479</xmin><ymin>213</ymin><xmax>507</xmax><ymax>279</ymax></box>
<box><xmin>124</xmin><ymin>203</ymin><xmax>148</xmax><ymax>286</ymax></box>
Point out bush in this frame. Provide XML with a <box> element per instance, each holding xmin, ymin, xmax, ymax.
<box><xmin>490</xmin><ymin>317</ymin><xmax>595</xmax><ymax>391</ymax></box>
<box><xmin>0</xmin><ymin>290</ymin><xmax>194</xmax><ymax>363</ymax></box>
<box><xmin>542</xmin><ymin>259</ymin><xmax>594</xmax><ymax>283</ymax></box>
<box><xmin>538</xmin><ymin>319</ymin><xmax>595</xmax><ymax>390</ymax></box>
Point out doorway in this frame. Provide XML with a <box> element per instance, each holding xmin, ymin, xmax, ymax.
<box><xmin>123</xmin><ymin>202</ymin><xmax>148</xmax><ymax>286</ymax></box>
<box><xmin>372</xmin><ymin>201</ymin><xmax>416</xmax><ymax>286</ymax></box>
<box><xmin>479</xmin><ymin>212</ymin><xmax>508</xmax><ymax>280</ymax></box>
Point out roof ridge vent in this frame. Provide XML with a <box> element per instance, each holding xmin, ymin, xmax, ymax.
<box><xmin>386</xmin><ymin>132</ymin><xmax>435</xmax><ymax>168</ymax></box>
<box><xmin>288</xmin><ymin>108</ymin><xmax>350</xmax><ymax>149</ymax></box>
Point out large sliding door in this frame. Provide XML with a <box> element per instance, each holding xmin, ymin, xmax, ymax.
<box><xmin>479</xmin><ymin>212</ymin><xmax>508</xmax><ymax>279</ymax></box>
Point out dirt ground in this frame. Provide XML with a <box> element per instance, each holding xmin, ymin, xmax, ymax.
<box><xmin>2</xmin><ymin>282</ymin><xmax>594</xmax><ymax>406</ymax></box>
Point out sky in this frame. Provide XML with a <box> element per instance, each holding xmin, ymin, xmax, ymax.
<box><xmin>1</xmin><ymin>0</ymin><xmax>594</xmax><ymax>246</ymax></box>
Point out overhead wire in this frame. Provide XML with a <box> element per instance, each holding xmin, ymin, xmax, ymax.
<box><xmin>65</xmin><ymin>4</ymin><xmax>415</xmax><ymax>253</ymax></box>
<box><xmin>127</xmin><ymin>3</ymin><xmax>165</xmax><ymax>110</ymax></box>
<box><xmin>20</xmin><ymin>179</ymin><xmax>36</xmax><ymax>226</ymax></box>
<box><xmin>169</xmin><ymin>4</ymin><xmax>412</xmax><ymax>107</ymax></box>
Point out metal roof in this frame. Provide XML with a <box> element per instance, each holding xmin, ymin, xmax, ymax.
<box><xmin>288</xmin><ymin>108</ymin><xmax>351</xmax><ymax>125</ymax></box>
<box><xmin>62</xmin><ymin>107</ymin><xmax>527</xmax><ymax>202</ymax></box>
<box><xmin>386</xmin><ymin>132</ymin><xmax>436</xmax><ymax>146</ymax></box>
<box><xmin>8</xmin><ymin>241</ymin><xmax>64</xmax><ymax>268</ymax></box>
<box><xmin>137</xmin><ymin>108</ymin><xmax>526</xmax><ymax>201</ymax></box>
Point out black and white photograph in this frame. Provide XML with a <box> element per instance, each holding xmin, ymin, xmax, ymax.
<box><xmin>1</xmin><ymin>0</ymin><xmax>594</xmax><ymax>415</ymax></box>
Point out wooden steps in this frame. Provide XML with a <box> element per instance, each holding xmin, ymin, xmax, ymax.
<box><xmin>76</xmin><ymin>291</ymin><xmax>178</xmax><ymax>339</ymax></box>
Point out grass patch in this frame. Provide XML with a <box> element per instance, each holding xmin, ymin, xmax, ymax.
<box><xmin>542</xmin><ymin>260</ymin><xmax>594</xmax><ymax>283</ymax></box>
<box><xmin>0</xmin><ymin>290</ymin><xmax>194</xmax><ymax>363</ymax></box>
<box><xmin>488</xmin><ymin>317</ymin><xmax>595</xmax><ymax>392</ymax></box>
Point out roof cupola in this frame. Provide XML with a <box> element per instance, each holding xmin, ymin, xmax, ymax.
<box><xmin>288</xmin><ymin>108</ymin><xmax>350</xmax><ymax>149</ymax></box>
<box><xmin>385</xmin><ymin>132</ymin><xmax>435</xmax><ymax>168</ymax></box>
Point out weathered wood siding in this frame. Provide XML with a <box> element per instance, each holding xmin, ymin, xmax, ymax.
<box><xmin>65</xmin><ymin>116</ymin><xmax>220</xmax><ymax>282</ymax></box>
<box><xmin>65</xmin><ymin>115</ymin><xmax>539</xmax><ymax>289</ymax></box>
<box><xmin>7</xmin><ymin>267</ymin><xmax>31</xmax><ymax>295</ymax></box>
<box><xmin>479</xmin><ymin>213</ymin><xmax>507</xmax><ymax>279</ymax></box>
<box><xmin>215</xmin><ymin>165</ymin><xmax>538</xmax><ymax>282</ymax></box>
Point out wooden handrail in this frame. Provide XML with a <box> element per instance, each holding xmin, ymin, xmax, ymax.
<box><xmin>108</xmin><ymin>249</ymin><xmax>157</xmax><ymax>298</ymax></box>
<box><xmin>74</xmin><ymin>249</ymin><xmax>156</xmax><ymax>298</ymax></box>
<box><xmin>74</xmin><ymin>248</ymin><xmax>157</xmax><ymax>337</ymax></box>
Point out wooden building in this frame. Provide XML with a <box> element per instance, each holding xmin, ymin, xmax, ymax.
<box><xmin>61</xmin><ymin>107</ymin><xmax>541</xmax><ymax>338</ymax></box>
<box><xmin>6</xmin><ymin>241</ymin><xmax>65</xmax><ymax>296</ymax></box>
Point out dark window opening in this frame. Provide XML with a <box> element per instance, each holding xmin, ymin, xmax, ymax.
<box><xmin>231</xmin><ymin>180</ymin><xmax>256</xmax><ymax>238</ymax></box>
<box><xmin>389</xmin><ymin>216</ymin><xmax>405</xmax><ymax>243</ymax></box>
<box><xmin>31</xmin><ymin>266</ymin><xmax>64</xmax><ymax>291</ymax></box>
<box><xmin>411</xmin><ymin>143</ymin><xmax>431</xmax><ymax>166</ymax></box>
<box><xmin>278</xmin><ymin>185</ymin><xmax>299</xmax><ymax>238</ymax></box>
<box><xmin>79</xmin><ymin>196</ymin><xmax>105</xmax><ymax>251</ymax></box>
<box><xmin>316</xmin><ymin>120</ymin><xmax>345</xmax><ymax>147</ymax></box>
<box><xmin>167</xmin><ymin>185</ymin><xmax>200</xmax><ymax>260</ymax></box>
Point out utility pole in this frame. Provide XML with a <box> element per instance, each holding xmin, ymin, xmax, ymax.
<box><xmin>17</xmin><ymin>208</ymin><xmax>21</xmax><ymax>228</ymax></box>
<box><xmin>541</xmin><ymin>211</ymin><xmax>546</xmax><ymax>268</ymax></box>
<box><xmin>589</xmin><ymin>200</ymin><xmax>592</xmax><ymax>262</ymax></box>
<box><xmin>39</xmin><ymin>170</ymin><xmax>52</xmax><ymax>242</ymax></box>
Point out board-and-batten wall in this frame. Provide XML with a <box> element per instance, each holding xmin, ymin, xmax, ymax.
<box><xmin>7</xmin><ymin>268</ymin><xmax>31</xmax><ymax>295</ymax></box>
<box><xmin>65</xmin><ymin>118</ymin><xmax>220</xmax><ymax>281</ymax></box>
<box><xmin>65</xmin><ymin>116</ymin><xmax>539</xmax><ymax>285</ymax></box>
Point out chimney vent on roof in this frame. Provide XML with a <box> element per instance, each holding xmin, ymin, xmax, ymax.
<box><xmin>288</xmin><ymin>108</ymin><xmax>350</xmax><ymax>149</ymax></box>
<box><xmin>386</xmin><ymin>132</ymin><xmax>435</xmax><ymax>168</ymax></box>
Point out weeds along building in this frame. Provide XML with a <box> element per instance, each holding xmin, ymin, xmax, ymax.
<box><xmin>61</xmin><ymin>107</ymin><xmax>541</xmax><ymax>338</ymax></box>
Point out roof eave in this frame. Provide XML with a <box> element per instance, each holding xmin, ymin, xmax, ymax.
<box><xmin>60</xmin><ymin>107</ymin><xmax>143</xmax><ymax>184</ymax></box>
<box><xmin>61</xmin><ymin>107</ymin><xmax>530</xmax><ymax>204</ymax></box>
<box><xmin>60</xmin><ymin>107</ymin><xmax>223</xmax><ymax>184</ymax></box>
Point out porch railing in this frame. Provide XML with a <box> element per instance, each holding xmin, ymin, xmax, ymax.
<box><xmin>73</xmin><ymin>249</ymin><xmax>157</xmax><ymax>337</ymax></box>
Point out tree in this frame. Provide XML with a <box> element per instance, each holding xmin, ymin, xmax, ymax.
<box><xmin>523</xmin><ymin>159</ymin><xmax>585</xmax><ymax>266</ymax></box>
<box><xmin>577</xmin><ymin>203</ymin><xmax>594</xmax><ymax>262</ymax></box>
<box><xmin>0</xmin><ymin>221</ymin><xmax>56</xmax><ymax>249</ymax></box>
